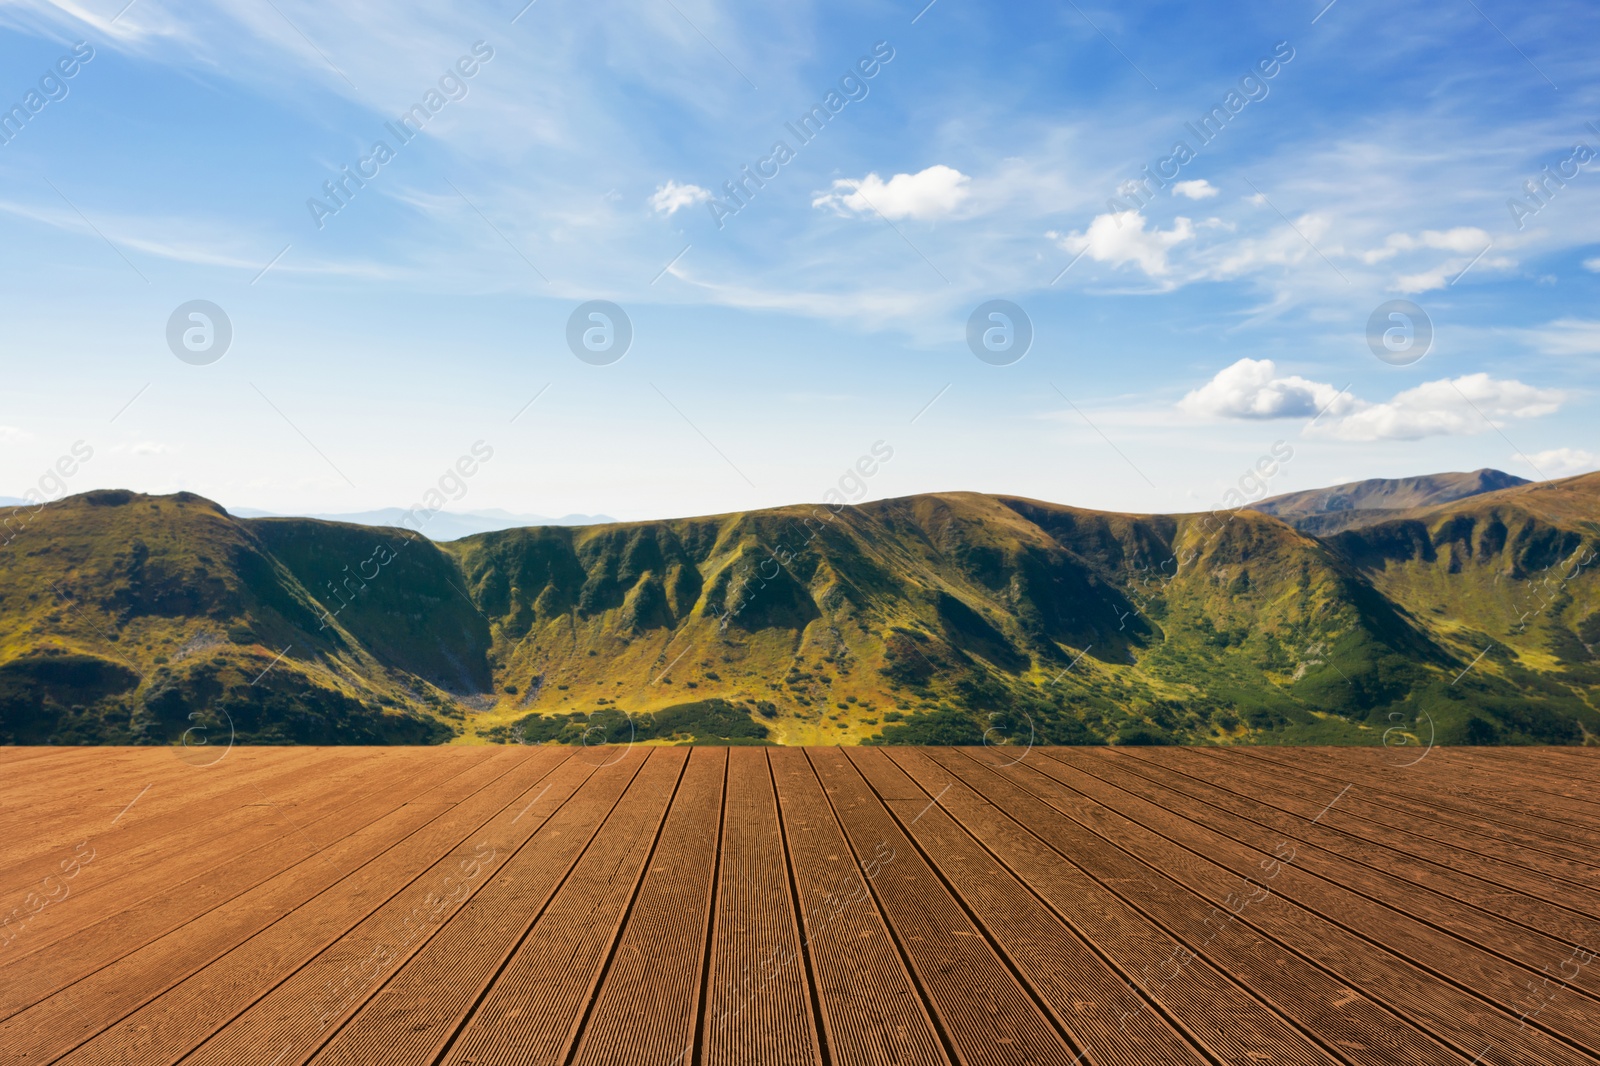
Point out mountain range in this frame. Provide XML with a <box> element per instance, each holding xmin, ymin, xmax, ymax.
<box><xmin>2</xmin><ymin>470</ymin><xmax>1596</xmax><ymax>749</ymax></box>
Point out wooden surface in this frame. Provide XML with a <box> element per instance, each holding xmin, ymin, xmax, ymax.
<box><xmin>1</xmin><ymin>745</ymin><xmax>1597</xmax><ymax>1065</ymax></box>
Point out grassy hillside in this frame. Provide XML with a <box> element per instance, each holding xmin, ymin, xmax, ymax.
<box><xmin>3</xmin><ymin>479</ymin><xmax>1596</xmax><ymax>748</ymax></box>
<box><xmin>0</xmin><ymin>491</ymin><xmax>453</xmax><ymax>745</ymax></box>
<box><xmin>447</xmin><ymin>484</ymin><xmax>1597</xmax><ymax>748</ymax></box>
<box><xmin>1322</xmin><ymin>472</ymin><xmax>1600</xmax><ymax>744</ymax></box>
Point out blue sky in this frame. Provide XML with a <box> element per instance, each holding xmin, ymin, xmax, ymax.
<box><xmin>1</xmin><ymin>0</ymin><xmax>1597</xmax><ymax>521</ymax></box>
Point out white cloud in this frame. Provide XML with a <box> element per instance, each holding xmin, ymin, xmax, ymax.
<box><xmin>1056</xmin><ymin>210</ymin><xmax>1194</xmax><ymax>277</ymax></box>
<box><xmin>111</xmin><ymin>442</ymin><xmax>172</xmax><ymax>456</ymax></box>
<box><xmin>1585</xmin><ymin>257</ymin><xmax>1600</xmax><ymax>272</ymax></box>
<box><xmin>1353</xmin><ymin>226</ymin><xmax>1514</xmax><ymax>292</ymax></box>
<box><xmin>1172</xmin><ymin>179</ymin><xmax>1218</xmax><ymax>200</ymax></box>
<box><xmin>1418</xmin><ymin>228</ymin><xmax>1493</xmax><ymax>254</ymax></box>
<box><xmin>1362</xmin><ymin>227</ymin><xmax>1492</xmax><ymax>263</ymax></box>
<box><xmin>1528</xmin><ymin>448</ymin><xmax>1600</xmax><ymax>477</ymax></box>
<box><xmin>0</xmin><ymin>426</ymin><xmax>33</xmax><ymax>442</ymax></box>
<box><xmin>1180</xmin><ymin>361</ymin><xmax>1565</xmax><ymax>441</ymax></box>
<box><xmin>648</xmin><ymin>181</ymin><xmax>712</xmax><ymax>216</ymax></box>
<box><xmin>812</xmin><ymin>165</ymin><xmax>971</xmax><ymax>221</ymax></box>
<box><xmin>1395</xmin><ymin>254</ymin><xmax>1515</xmax><ymax>293</ymax></box>
<box><xmin>1178</xmin><ymin>358</ymin><xmax>1355</xmax><ymax>420</ymax></box>
<box><xmin>1319</xmin><ymin>374</ymin><xmax>1564</xmax><ymax>441</ymax></box>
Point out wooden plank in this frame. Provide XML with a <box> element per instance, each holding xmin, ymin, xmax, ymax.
<box><xmin>0</xmin><ymin>749</ymin><xmax>487</xmax><ymax>1007</ymax></box>
<box><xmin>1120</xmin><ymin>747</ymin><xmax>1600</xmax><ymax>958</ymax></box>
<box><xmin>46</xmin><ymin>748</ymin><xmax>575</xmax><ymax>1066</ymax></box>
<box><xmin>849</xmin><ymin>746</ymin><xmax>1219</xmax><ymax>1066</ymax></box>
<box><xmin>1050</xmin><ymin>749</ymin><xmax>1600</xmax><ymax>1046</ymax></box>
<box><xmin>889</xmin><ymin>747</ymin><xmax>1346</xmax><ymax>1066</ymax></box>
<box><xmin>808</xmin><ymin>747</ymin><xmax>1083</xmax><ymax>1066</ymax></box>
<box><xmin>700</xmin><ymin>746</ymin><xmax>821</xmax><ymax>1066</ymax></box>
<box><xmin>1005</xmin><ymin>749</ymin><xmax>1589</xmax><ymax>1066</ymax></box>
<box><xmin>926</xmin><ymin>748</ymin><xmax>1471</xmax><ymax>1066</ymax></box>
<box><xmin>571</xmin><ymin>747</ymin><xmax>727</xmax><ymax>1066</ymax></box>
<box><xmin>304</xmin><ymin>747</ymin><xmax>650</xmax><ymax>1066</ymax></box>
<box><xmin>1207</xmin><ymin>749</ymin><xmax>1600</xmax><ymax>907</ymax></box>
<box><xmin>770</xmin><ymin>747</ymin><xmax>950</xmax><ymax>1066</ymax></box>
<box><xmin>437</xmin><ymin>747</ymin><xmax>689</xmax><ymax>1065</ymax></box>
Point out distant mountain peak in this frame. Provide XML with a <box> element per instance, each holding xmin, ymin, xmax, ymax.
<box><xmin>1248</xmin><ymin>469</ymin><xmax>1531</xmax><ymax>534</ymax></box>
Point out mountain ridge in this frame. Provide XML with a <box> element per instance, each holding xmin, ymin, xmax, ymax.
<box><xmin>1249</xmin><ymin>468</ymin><xmax>1532</xmax><ymax>535</ymax></box>
<box><xmin>3</xmin><ymin>474</ymin><xmax>1596</xmax><ymax>748</ymax></box>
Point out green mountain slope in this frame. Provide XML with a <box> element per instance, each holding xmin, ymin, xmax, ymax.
<box><xmin>2</xmin><ymin>478</ymin><xmax>1596</xmax><ymax>748</ymax></box>
<box><xmin>1321</xmin><ymin>472</ymin><xmax>1600</xmax><ymax>743</ymax></box>
<box><xmin>0</xmin><ymin>491</ymin><xmax>456</xmax><ymax>745</ymax></box>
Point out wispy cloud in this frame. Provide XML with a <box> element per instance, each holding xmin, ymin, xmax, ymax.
<box><xmin>1526</xmin><ymin>318</ymin><xmax>1600</xmax><ymax>356</ymax></box>
<box><xmin>1527</xmin><ymin>447</ymin><xmax>1599</xmax><ymax>476</ymax></box>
